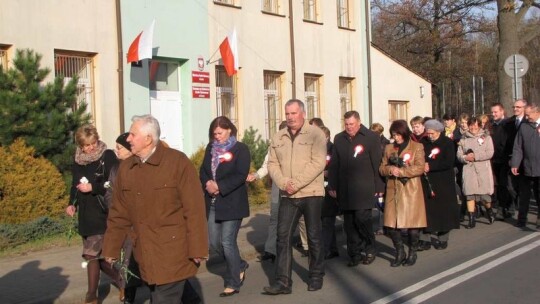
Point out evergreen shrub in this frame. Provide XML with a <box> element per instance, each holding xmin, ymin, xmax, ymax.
<box><xmin>0</xmin><ymin>139</ymin><xmax>68</xmax><ymax>224</ymax></box>
<box><xmin>0</xmin><ymin>216</ymin><xmax>70</xmax><ymax>250</ymax></box>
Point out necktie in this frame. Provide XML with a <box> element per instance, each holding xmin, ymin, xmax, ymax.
<box><xmin>516</xmin><ymin>118</ymin><xmax>520</xmax><ymax>128</ymax></box>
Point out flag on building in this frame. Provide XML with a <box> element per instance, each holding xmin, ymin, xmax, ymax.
<box><xmin>127</xmin><ymin>20</ymin><xmax>155</xmax><ymax>63</ymax></box>
<box><xmin>219</xmin><ymin>29</ymin><xmax>239</xmax><ymax>76</ymax></box>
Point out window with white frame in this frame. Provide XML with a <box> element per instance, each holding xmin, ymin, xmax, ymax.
<box><xmin>337</xmin><ymin>0</ymin><xmax>352</xmax><ymax>28</ymax></box>
<box><xmin>54</xmin><ymin>51</ymin><xmax>95</xmax><ymax>119</ymax></box>
<box><xmin>339</xmin><ymin>77</ymin><xmax>353</xmax><ymax>128</ymax></box>
<box><xmin>0</xmin><ymin>46</ymin><xmax>8</xmax><ymax>71</ymax></box>
<box><xmin>149</xmin><ymin>61</ymin><xmax>179</xmax><ymax>92</ymax></box>
<box><xmin>304</xmin><ymin>74</ymin><xmax>321</xmax><ymax>119</ymax></box>
<box><xmin>304</xmin><ymin>0</ymin><xmax>319</xmax><ymax>22</ymax></box>
<box><xmin>262</xmin><ymin>0</ymin><xmax>279</xmax><ymax>14</ymax></box>
<box><xmin>264</xmin><ymin>71</ymin><xmax>283</xmax><ymax>138</ymax></box>
<box><xmin>216</xmin><ymin>65</ymin><xmax>238</xmax><ymax>125</ymax></box>
<box><xmin>389</xmin><ymin>100</ymin><xmax>409</xmax><ymax>123</ymax></box>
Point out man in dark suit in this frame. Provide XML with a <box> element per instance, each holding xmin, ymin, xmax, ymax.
<box><xmin>510</xmin><ymin>102</ymin><xmax>540</xmax><ymax>228</ymax></box>
<box><xmin>505</xmin><ymin>99</ymin><xmax>528</xmax><ymax>218</ymax></box>
<box><xmin>328</xmin><ymin>111</ymin><xmax>384</xmax><ymax>267</ymax></box>
<box><xmin>490</xmin><ymin>103</ymin><xmax>512</xmax><ymax>220</ymax></box>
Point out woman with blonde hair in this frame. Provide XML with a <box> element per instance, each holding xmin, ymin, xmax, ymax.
<box><xmin>65</xmin><ymin>124</ymin><xmax>121</xmax><ymax>304</ymax></box>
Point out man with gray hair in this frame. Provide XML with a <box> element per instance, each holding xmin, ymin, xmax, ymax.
<box><xmin>511</xmin><ymin>103</ymin><xmax>540</xmax><ymax>228</ymax></box>
<box><xmin>263</xmin><ymin>99</ymin><xmax>327</xmax><ymax>295</ymax></box>
<box><xmin>103</xmin><ymin>114</ymin><xmax>208</xmax><ymax>303</ymax></box>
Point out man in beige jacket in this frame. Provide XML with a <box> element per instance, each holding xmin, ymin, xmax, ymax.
<box><xmin>263</xmin><ymin>99</ymin><xmax>327</xmax><ymax>295</ymax></box>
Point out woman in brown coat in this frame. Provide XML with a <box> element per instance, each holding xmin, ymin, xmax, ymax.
<box><xmin>380</xmin><ymin>120</ymin><xmax>427</xmax><ymax>267</ymax></box>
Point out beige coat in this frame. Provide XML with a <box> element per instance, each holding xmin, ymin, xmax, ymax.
<box><xmin>380</xmin><ymin>140</ymin><xmax>427</xmax><ymax>229</ymax></box>
<box><xmin>268</xmin><ymin>121</ymin><xmax>326</xmax><ymax>198</ymax></box>
<box><xmin>457</xmin><ymin>130</ymin><xmax>494</xmax><ymax>196</ymax></box>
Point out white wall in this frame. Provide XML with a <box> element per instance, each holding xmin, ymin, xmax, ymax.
<box><xmin>370</xmin><ymin>46</ymin><xmax>433</xmax><ymax>136</ymax></box>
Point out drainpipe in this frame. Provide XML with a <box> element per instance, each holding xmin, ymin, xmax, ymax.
<box><xmin>288</xmin><ymin>0</ymin><xmax>296</xmax><ymax>99</ymax></box>
<box><xmin>364</xmin><ymin>0</ymin><xmax>373</xmax><ymax>125</ymax></box>
<box><xmin>115</xmin><ymin>0</ymin><xmax>125</xmax><ymax>132</ymax></box>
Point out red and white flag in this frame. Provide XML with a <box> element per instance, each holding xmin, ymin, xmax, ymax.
<box><xmin>219</xmin><ymin>29</ymin><xmax>239</xmax><ymax>76</ymax></box>
<box><xmin>127</xmin><ymin>20</ymin><xmax>155</xmax><ymax>63</ymax></box>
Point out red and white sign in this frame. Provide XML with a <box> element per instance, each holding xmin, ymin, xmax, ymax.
<box><xmin>192</xmin><ymin>86</ymin><xmax>210</xmax><ymax>99</ymax></box>
<box><xmin>192</xmin><ymin>71</ymin><xmax>210</xmax><ymax>84</ymax></box>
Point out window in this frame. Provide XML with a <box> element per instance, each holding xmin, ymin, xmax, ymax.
<box><xmin>304</xmin><ymin>74</ymin><xmax>321</xmax><ymax>119</ymax></box>
<box><xmin>389</xmin><ymin>100</ymin><xmax>409</xmax><ymax>123</ymax></box>
<box><xmin>0</xmin><ymin>45</ymin><xmax>8</xmax><ymax>71</ymax></box>
<box><xmin>304</xmin><ymin>0</ymin><xmax>319</xmax><ymax>22</ymax></box>
<box><xmin>54</xmin><ymin>51</ymin><xmax>95</xmax><ymax>119</ymax></box>
<box><xmin>339</xmin><ymin>77</ymin><xmax>353</xmax><ymax>128</ymax></box>
<box><xmin>337</xmin><ymin>0</ymin><xmax>352</xmax><ymax>28</ymax></box>
<box><xmin>149</xmin><ymin>61</ymin><xmax>179</xmax><ymax>91</ymax></box>
<box><xmin>264</xmin><ymin>71</ymin><xmax>283</xmax><ymax>138</ymax></box>
<box><xmin>216</xmin><ymin>65</ymin><xmax>238</xmax><ymax>125</ymax></box>
<box><xmin>262</xmin><ymin>0</ymin><xmax>279</xmax><ymax>14</ymax></box>
<box><xmin>215</xmin><ymin>0</ymin><xmax>234</xmax><ymax>5</ymax></box>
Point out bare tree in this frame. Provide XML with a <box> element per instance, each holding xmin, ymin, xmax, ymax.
<box><xmin>371</xmin><ymin>0</ymin><xmax>493</xmax><ymax>117</ymax></box>
<box><xmin>496</xmin><ymin>0</ymin><xmax>540</xmax><ymax>110</ymax></box>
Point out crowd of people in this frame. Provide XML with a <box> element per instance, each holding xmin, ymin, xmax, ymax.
<box><xmin>64</xmin><ymin>98</ymin><xmax>540</xmax><ymax>303</ymax></box>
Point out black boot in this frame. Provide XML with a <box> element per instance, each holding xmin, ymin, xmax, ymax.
<box><xmin>403</xmin><ymin>231</ymin><xmax>419</xmax><ymax>266</ymax></box>
<box><xmin>389</xmin><ymin>230</ymin><xmax>406</xmax><ymax>267</ymax></box>
<box><xmin>486</xmin><ymin>208</ymin><xmax>495</xmax><ymax>224</ymax></box>
<box><xmin>466</xmin><ymin>212</ymin><xmax>476</xmax><ymax>229</ymax></box>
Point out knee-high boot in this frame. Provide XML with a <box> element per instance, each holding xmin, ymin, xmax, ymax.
<box><xmin>403</xmin><ymin>230</ymin><xmax>419</xmax><ymax>266</ymax></box>
<box><xmin>389</xmin><ymin>229</ymin><xmax>406</xmax><ymax>267</ymax></box>
<box><xmin>466</xmin><ymin>212</ymin><xmax>476</xmax><ymax>229</ymax></box>
<box><xmin>486</xmin><ymin>208</ymin><xmax>495</xmax><ymax>224</ymax></box>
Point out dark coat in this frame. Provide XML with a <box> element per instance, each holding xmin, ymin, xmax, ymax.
<box><xmin>200</xmin><ymin>141</ymin><xmax>251</xmax><ymax>221</ymax></box>
<box><xmin>491</xmin><ymin>118</ymin><xmax>510</xmax><ymax>164</ymax></box>
<box><xmin>70</xmin><ymin>149</ymin><xmax>117</xmax><ymax>237</ymax></box>
<box><xmin>322</xmin><ymin>141</ymin><xmax>339</xmax><ymax>217</ymax></box>
<box><xmin>505</xmin><ymin>115</ymin><xmax>525</xmax><ymax>161</ymax></box>
<box><xmin>102</xmin><ymin>142</ymin><xmax>209</xmax><ymax>285</ymax></box>
<box><xmin>421</xmin><ymin>136</ymin><xmax>460</xmax><ymax>232</ymax></box>
<box><xmin>511</xmin><ymin>121</ymin><xmax>540</xmax><ymax>177</ymax></box>
<box><xmin>328</xmin><ymin>125</ymin><xmax>384</xmax><ymax>211</ymax></box>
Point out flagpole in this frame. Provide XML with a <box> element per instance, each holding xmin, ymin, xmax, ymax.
<box><xmin>206</xmin><ymin>47</ymin><xmax>220</xmax><ymax>65</ymax></box>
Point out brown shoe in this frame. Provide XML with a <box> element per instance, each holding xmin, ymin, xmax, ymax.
<box><xmin>84</xmin><ymin>293</ymin><xmax>97</xmax><ymax>304</ymax></box>
<box><xmin>119</xmin><ymin>288</ymin><xmax>125</xmax><ymax>301</ymax></box>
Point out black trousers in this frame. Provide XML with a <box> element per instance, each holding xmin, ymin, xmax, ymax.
<box><xmin>492</xmin><ymin>162</ymin><xmax>512</xmax><ymax>209</ymax></box>
<box><xmin>321</xmin><ymin>216</ymin><xmax>338</xmax><ymax>255</ymax></box>
<box><xmin>149</xmin><ymin>280</ymin><xmax>186</xmax><ymax>304</ymax></box>
<box><xmin>343</xmin><ymin>209</ymin><xmax>376</xmax><ymax>258</ymax></box>
<box><xmin>517</xmin><ymin>176</ymin><xmax>540</xmax><ymax>223</ymax></box>
<box><xmin>275</xmin><ymin>196</ymin><xmax>325</xmax><ymax>287</ymax></box>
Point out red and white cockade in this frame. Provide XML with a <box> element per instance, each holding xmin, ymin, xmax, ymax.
<box><xmin>428</xmin><ymin>147</ymin><xmax>441</xmax><ymax>159</ymax></box>
<box><xmin>353</xmin><ymin>145</ymin><xmax>364</xmax><ymax>158</ymax></box>
<box><xmin>477</xmin><ymin>137</ymin><xmax>485</xmax><ymax>145</ymax></box>
<box><xmin>402</xmin><ymin>153</ymin><xmax>412</xmax><ymax>164</ymax></box>
<box><xmin>219</xmin><ymin>152</ymin><xmax>233</xmax><ymax>163</ymax></box>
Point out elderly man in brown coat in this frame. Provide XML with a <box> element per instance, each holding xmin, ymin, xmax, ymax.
<box><xmin>103</xmin><ymin>114</ymin><xmax>208</xmax><ymax>304</ymax></box>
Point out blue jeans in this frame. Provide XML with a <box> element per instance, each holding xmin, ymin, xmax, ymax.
<box><xmin>275</xmin><ymin>196</ymin><xmax>325</xmax><ymax>287</ymax></box>
<box><xmin>208</xmin><ymin>205</ymin><xmax>247</xmax><ymax>290</ymax></box>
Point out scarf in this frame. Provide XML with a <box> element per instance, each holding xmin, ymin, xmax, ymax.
<box><xmin>211</xmin><ymin>136</ymin><xmax>237</xmax><ymax>179</ymax></box>
<box><xmin>445</xmin><ymin>123</ymin><xmax>456</xmax><ymax>137</ymax></box>
<box><xmin>74</xmin><ymin>140</ymin><xmax>107</xmax><ymax>165</ymax></box>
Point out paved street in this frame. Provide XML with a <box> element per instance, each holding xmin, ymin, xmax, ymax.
<box><xmin>0</xmin><ymin>206</ymin><xmax>538</xmax><ymax>304</ymax></box>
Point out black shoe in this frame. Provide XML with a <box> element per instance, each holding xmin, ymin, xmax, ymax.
<box><xmin>515</xmin><ymin>221</ymin><xmax>526</xmax><ymax>228</ymax></box>
<box><xmin>417</xmin><ymin>241</ymin><xmax>431</xmax><ymax>251</ymax></box>
<box><xmin>263</xmin><ymin>283</ymin><xmax>292</xmax><ymax>295</ymax></box>
<box><xmin>324</xmin><ymin>252</ymin><xmax>339</xmax><ymax>260</ymax></box>
<box><xmin>438</xmin><ymin>241</ymin><xmax>448</xmax><ymax>249</ymax></box>
<box><xmin>219</xmin><ymin>289</ymin><xmax>239</xmax><ymax>297</ymax></box>
<box><xmin>347</xmin><ymin>256</ymin><xmax>362</xmax><ymax>267</ymax></box>
<box><xmin>363</xmin><ymin>253</ymin><xmax>376</xmax><ymax>265</ymax></box>
<box><xmin>307</xmin><ymin>279</ymin><xmax>323</xmax><ymax>291</ymax></box>
<box><xmin>257</xmin><ymin>252</ymin><xmax>276</xmax><ymax>263</ymax></box>
<box><xmin>240</xmin><ymin>263</ymin><xmax>249</xmax><ymax>284</ymax></box>
<box><xmin>402</xmin><ymin>251</ymin><xmax>417</xmax><ymax>266</ymax></box>
<box><xmin>390</xmin><ymin>247</ymin><xmax>406</xmax><ymax>267</ymax></box>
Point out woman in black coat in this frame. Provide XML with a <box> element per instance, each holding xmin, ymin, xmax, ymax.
<box><xmin>200</xmin><ymin>116</ymin><xmax>251</xmax><ymax>297</ymax></box>
<box><xmin>320</xmin><ymin>127</ymin><xmax>340</xmax><ymax>259</ymax></box>
<box><xmin>419</xmin><ymin>120</ymin><xmax>460</xmax><ymax>250</ymax></box>
<box><xmin>65</xmin><ymin>124</ymin><xmax>120</xmax><ymax>304</ymax></box>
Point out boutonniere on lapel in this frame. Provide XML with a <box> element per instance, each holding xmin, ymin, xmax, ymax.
<box><xmin>428</xmin><ymin>147</ymin><xmax>441</xmax><ymax>159</ymax></box>
<box><xmin>477</xmin><ymin>136</ymin><xmax>485</xmax><ymax>145</ymax></box>
<box><xmin>402</xmin><ymin>153</ymin><xmax>412</xmax><ymax>165</ymax></box>
<box><xmin>353</xmin><ymin>145</ymin><xmax>364</xmax><ymax>158</ymax></box>
<box><xmin>326</xmin><ymin>154</ymin><xmax>331</xmax><ymax>165</ymax></box>
<box><xmin>219</xmin><ymin>152</ymin><xmax>233</xmax><ymax>163</ymax></box>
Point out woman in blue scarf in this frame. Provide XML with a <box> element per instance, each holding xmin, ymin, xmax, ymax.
<box><xmin>200</xmin><ymin>116</ymin><xmax>251</xmax><ymax>297</ymax></box>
